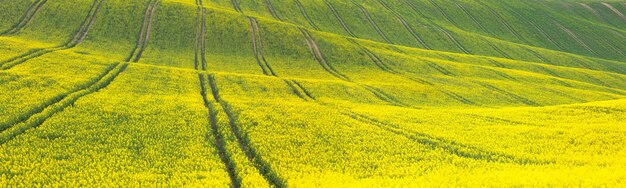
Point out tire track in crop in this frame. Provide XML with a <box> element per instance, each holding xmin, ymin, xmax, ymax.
<box><xmin>247</xmin><ymin>17</ymin><xmax>273</xmax><ymax>76</ymax></box>
<box><xmin>1</xmin><ymin>0</ymin><xmax>47</xmax><ymax>35</ymax></box>
<box><xmin>322</xmin><ymin>0</ymin><xmax>357</xmax><ymax>37</ymax></box>
<box><xmin>293</xmin><ymin>0</ymin><xmax>320</xmax><ymax>30</ymax></box>
<box><xmin>193</xmin><ymin>1</ymin><xmax>241</xmax><ymax>186</ymax></box>
<box><xmin>427</xmin><ymin>0</ymin><xmax>458</xmax><ymax>26</ymax></box>
<box><xmin>554</xmin><ymin>22</ymin><xmax>598</xmax><ymax>56</ymax></box>
<box><xmin>0</xmin><ymin>62</ymin><xmax>128</xmax><ymax>145</ymax></box>
<box><xmin>404</xmin><ymin>0</ymin><xmax>471</xmax><ymax>54</ymax></box>
<box><xmin>247</xmin><ymin>12</ymin><xmax>315</xmax><ymax>101</ymax></box>
<box><xmin>346</xmin><ymin>38</ymin><xmax>475</xmax><ymax>106</ymax></box>
<box><xmin>352</xmin><ymin>39</ymin><xmax>474</xmax><ymax>105</ymax></box>
<box><xmin>351</xmin><ymin>0</ymin><xmax>393</xmax><ymax>44</ymax></box>
<box><xmin>485</xmin><ymin>42</ymin><xmax>513</xmax><ymax>59</ymax></box>
<box><xmin>0</xmin><ymin>0</ymin><xmax>162</xmax><ymax>142</ymax></box>
<box><xmin>230</xmin><ymin>0</ymin><xmax>243</xmax><ymax>13</ymax></box>
<box><xmin>0</xmin><ymin>0</ymin><xmax>104</xmax><ymax>70</ymax></box>
<box><xmin>263</xmin><ymin>0</ymin><xmax>282</xmax><ymax>21</ymax></box>
<box><xmin>498</xmin><ymin>3</ymin><xmax>566</xmax><ymax>51</ymax></box>
<box><xmin>299</xmin><ymin>28</ymin><xmax>410</xmax><ymax>107</ymax></box>
<box><xmin>127</xmin><ymin>0</ymin><xmax>159</xmax><ymax>63</ymax></box>
<box><xmin>598</xmin><ymin>38</ymin><xmax>625</xmax><ymax>58</ymax></box>
<box><xmin>451</xmin><ymin>2</ymin><xmax>515</xmax><ymax>58</ymax></box>
<box><xmin>376</xmin><ymin>0</ymin><xmax>430</xmax><ymax>49</ymax></box>
<box><xmin>602</xmin><ymin>2</ymin><xmax>626</xmax><ymax>21</ymax></box>
<box><xmin>577</xmin><ymin>3</ymin><xmax>619</xmax><ymax>27</ymax></box>
<box><xmin>476</xmin><ymin>1</ymin><xmax>526</xmax><ymax>42</ymax></box>
<box><xmin>299</xmin><ymin>28</ymin><xmax>350</xmax><ymax>81</ymax></box>
<box><xmin>478</xmin><ymin>82</ymin><xmax>538</xmax><ymax>106</ymax></box>
<box><xmin>454</xmin><ymin>1</ymin><xmax>491</xmax><ymax>35</ymax></box>
<box><xmin>342</xmin><ymin>110</ymin><xmax>550</xmax><ymax>165</ymax></box>
<box><xmin>528</xmin><ymin>21</ymin><xmax>565</xmax><ymax>51</ymax></box>
<box><xmin>206</xmin><ymin>75</ymin><xmax>286</xmax><ymax>187</ymax></box>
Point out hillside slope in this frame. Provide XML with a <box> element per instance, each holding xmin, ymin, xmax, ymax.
<box><xmin>0</xmin><ymin>0</ymin><xmax>625</xmax><ymax>186</ymax></box>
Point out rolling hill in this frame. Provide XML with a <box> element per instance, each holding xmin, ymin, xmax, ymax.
<box><xmin>0</xmin><ymin>0</ymin><xmax>625</xmax><ymax>186</ymax></box>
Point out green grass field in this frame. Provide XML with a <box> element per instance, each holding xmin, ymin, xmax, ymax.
<box><xmin>0</xmin><ymin>0</ymin><xmax>625</xmax><ymax>186</ymax></box>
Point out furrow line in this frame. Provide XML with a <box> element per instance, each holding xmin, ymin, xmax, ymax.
<box><xmin>322</xmin><ymin>0</ymin><xmax>357</xmax><ymax>37</ymax></box>
<box><xmin>207</xmin><ymin>75</ymin><xmax>286</xmax><ymax>188</ymax></box>
<box><xmin>294</xmin><ymin>0</ymin><xmax>320</xmax><ymax>30</ymax></box>
<box><xmin>0</xmin><ymin>62</ymin><xmax>128</xmax><ymax>145</ymax></box>
<box><xmin>351</xmin><ymin>0</ymin><xmax>393</xmax><ymax>44</ymax></box>
<box><xmin>377</xmin><ymin>0</ymin><xmax>430</xmax><ymax>49</ymax></box>
<box><xmin>0</xmin><ymin>0</ymin><xmax>104</xmax><ymax>70</ymax></box>
<box><xmin>1</xmin><ymin>0</ymin><xmax>47</xmax><ymax>35</ymax></box>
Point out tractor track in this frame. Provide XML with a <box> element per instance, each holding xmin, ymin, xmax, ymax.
<box><xmin>129</xmin><ymin>0</ymin><xmax>159</xmax><ymax>63</ymax></box>
<box><xmin>300</xmin><ymin>28</ymin><xmax>410</xmax><ymax>107</ymax></box>
<box><xmin>0</xmin><ymin>0</ymin><xmax>104</xmax><ymax>70</ymax></box>
<box><xmin>485</xmin><ymin>41</ymin><xmax>513</xmax><ymax>59</ymax></box>
<box><xmin>501</xmin><ymin>1</ymin><xmax>566</xmax><ymax>51</ymax></box>
<box><xmin>207</xmin><ymin>75</ymin><xmax>286</xmax><ymax>188</ymax></box>
<box><xmin>476</xmin><ymin>1</ymin><xmax>525</xmax><ymax>42</ymax></box>
<box><xmin>454</xmin><ymin>2</ymin><xmax>491</xmax><ymax>35</ymax></box>
<box><xmin>230</xmin><ymin>0</ymin><xmax>242</xmax><ymax>13</ymax></box>
<box><xmin>601</xmin><ymin>2</ymin><xmax>626</xmax><ymax>21</ymax></box>
<box><xmin>248</xmin><ymin>17</ymin><xmax>315</xmax><ymax>101</ymax></box>
<box><xmin>527</xmin><ymin>20</ymin><xmax>564</xmax><ymax>51</ymax></box>
<box><xmin>193</xmin><ymin>1</ymin><xmax>241</xmax><ymax>187</ymax></box>
<box><xmin>1</xmin><ymin>0</ymin><xmax>47</xmax><ymax>35</ymax></box>
<box><xmin>577</xmin><ymin>3</ymin><xmax>618</xmax><ymax>27</ymax></box>
<box><xmin>0</xmin><ymin>62</ymin><xmax>128</xmax><ymax>145</ymax></box>
<box><xmin>342</xmin><ymin>111</ymin><xmax>550</xmax><ymax>165</ymax></box>
<box><xmin>478</xmin><ymin>82</ymin><xmax>538</xmax><ymax>106</ymax></box>
<box><xmin>427</xmin><ymin>0</ymin><xmax>457</xmax><ymax>25</ymax></box>
<box><xmin>404</xmin><ymin>0</ymin><xmax>470</xmax><ymax>54</ymax></box>
<box><xmin>247</xmin><ymin>17</ymin><xmax>273</xmax><ymax>76</ymax></box>
<box><xmin>351</xmin><ymin>41</ymin><xmax>476</xmax><ymax>105</ymax></box>
<box><xmin>351</xmin><ymin>0</ymin><xmax>393</xmax><ymax>44</ymax></box>
<box><xmin>322</xmin><ymin>0</ymin><xmax>357</xmax><ymax>37</ymax></box>
<box><xmin>263</xmin><ymin>0</ymin><xmax>281</xmax><ymax>21</ymax></box>
<box><xmin>554</xmin><ymin>22</ymin><xmax>598</xmax><ymax>56</ymax></box>
<box><xmin>376</xmin><ymin>0</ymin><xmax>430</xmax><ymax>49</ymax></box>
<box><xmin>294</xmin><ymin>0</ymin><xmax>320</xmax><ymax>30</ymax></box>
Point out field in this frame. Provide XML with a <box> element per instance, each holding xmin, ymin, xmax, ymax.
<box><xmin>0</xmin><ymin>0</ymin><xmax>625</xmax><ymax>186</ymax></box>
